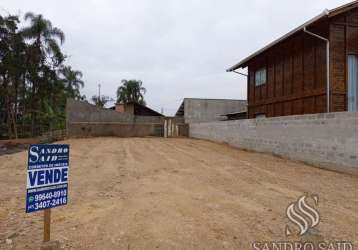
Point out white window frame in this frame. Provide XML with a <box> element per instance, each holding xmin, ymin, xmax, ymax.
<box><xmin>255</xmin><ymin>67</ymin><xmax>267</xmax><ymax>86</ymax></box>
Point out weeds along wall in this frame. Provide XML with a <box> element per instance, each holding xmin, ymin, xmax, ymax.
<box><xmin>66</xmin><ymin>99</ymin><xmax>164</xmax><ymax>138</ymax></box>
<box><xmin>190</xmin><ymin>112</ymin><xmax>358</xmax><ymax>175</ymax></box>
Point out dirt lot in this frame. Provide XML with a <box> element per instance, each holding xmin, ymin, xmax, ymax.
<box><xmin>0</xmin><ymin>138</ymin><xmax>41</xmax><ymax>156</ymax></box>
<box><xmin>0</xmin><ymin>137</ymin><xmax>357</xmax><ymax>249</ymax></box>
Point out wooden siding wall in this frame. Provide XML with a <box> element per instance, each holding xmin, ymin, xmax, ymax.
<box><xmin>247</xmin><ymin>22</ymin><xmax>329</xmax><ymax>118</ymax></box>
<box><xmin>330</xmin><ymin>9</ymin><xmax>358</xmax><ymax>112</ymax></box>
<box><xmin>247</xmin><ymin>9</ymin><xmax>358</xmax><ymax>119</ymax></box>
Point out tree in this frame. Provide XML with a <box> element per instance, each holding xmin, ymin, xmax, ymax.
<box><xmin>91</xmin><ymin>95</ymin><xmax>109</xmax><ymax>108</ymax></box>
<box><xmin>116</xmin><ymin>80</ymin><xmax>146</xmax><ymax>105</ymax></box>
<box><xmin>60</xmin><ymin>66</ymin><xmax>84</xmax><ymax>99</ymax></box>
<box><xmin>22</xmin><ymin>12</ymin><xmax>65</xmax><ymax>65</ymax></box>
<box><xmin>0</xmin><ymin>11</ymin><xmax>85</xmax><ymax>139</ymax></box>
<box><xmin>21</xmin><ymin>12</ymin><xmax>66</xmax><ymax>135</ymax></box>
<box><xmin>0</xmin><ymin>14</ymin><xmax>25</xmax><ymax>138</ymax></box>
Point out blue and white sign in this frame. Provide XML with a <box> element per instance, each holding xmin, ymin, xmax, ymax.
<box><xmin>26</xmin><ymin>144</ymin><xmax>69</xmax><ymax>213</ymax></box>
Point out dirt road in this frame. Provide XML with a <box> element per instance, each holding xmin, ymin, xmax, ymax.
<box><xmin>0</xmin><ymin>138</ymin><xmax>357</xmax><ymax>249</ymax></box>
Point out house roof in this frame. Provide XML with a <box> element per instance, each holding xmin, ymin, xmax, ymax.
<box><xmin>131</xmin><ymin>102</ymin><xmax>164</xmax><ymax>117</ymax></box>
<box><xmin>176</xmin><ymin>101</ymin><xmax>185</xmax><ymax>117</ymax></box>
<box><xmin>227</xmin><ymin>0</ymin><xmax>358</xmax><ymax>71</ymax></box>
<box><xmin>115</xmin><ymin>102</ymin><xmax>164</xmax><ymax>117</ymax></box>
<box><xmin>221</xmin><ymin>111</ymin><xmax>248</xmax><ymax>116</ymax></box>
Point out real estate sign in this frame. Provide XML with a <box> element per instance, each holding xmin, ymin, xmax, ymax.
<box><xmin>26</xmin><ymin>144</ymin><xmax>69</xmax><ymax>213</ymax></box>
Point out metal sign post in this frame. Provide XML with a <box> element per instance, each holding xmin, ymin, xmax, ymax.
<box><xmin>26</xmin><ymin>144</ymin><xmax>70</xmax><ymax>243</ymax></box>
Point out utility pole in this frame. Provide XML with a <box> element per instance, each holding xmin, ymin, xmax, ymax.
<box><xmin>98</xmin><ymin>84</ymin><xmax>101</xmax><ymax>98</ymax></box>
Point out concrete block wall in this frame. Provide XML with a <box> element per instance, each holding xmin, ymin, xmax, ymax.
<box><xmin>68</xmin><ymin>123</ymin><xmax>163</xmax><ymax>138</ymax></box>
<box><xmin>183</xmin><ymin>99</ymin><xmax>247</xmax><ymax>124</ymax></box>
<box><xmin>66</xmin><ymin>99</ymin><xmax>164</xmax><ymax>138</ymax></box>
<box><xmin>66</xmin><ymin>99</ymin><xmax>133</xmax><ymax>124</ymax></box>
<box><xmin>190</xmin><ymin>111</ymin><xmax>358</xmax><ymax>175</ymax></box>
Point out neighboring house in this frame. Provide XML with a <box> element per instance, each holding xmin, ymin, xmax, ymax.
<box><xmin>175</xmin><ymin>98</ymin><xmax>247</xmax><ymax>123</ymax></box>
<box><xmin>227</xmin><ymin>0</ymin><xmax>358</xmax><ymax>119</ymax></box>
<box><xmin>111</xmin><ymin>102</ymin><xmax>164</xmax><ymax>117</ymax></box>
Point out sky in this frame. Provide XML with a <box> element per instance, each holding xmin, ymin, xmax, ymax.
<box><xmin>0</xmin><ymin>0</ymin><xmax>352</xmax><ymax>115</ymax></box>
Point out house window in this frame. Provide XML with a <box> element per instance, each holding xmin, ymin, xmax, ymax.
<box><xmin>255</xmin><ymin>67</ymin><xmax>267</xmax><ymax>86</ymax></box>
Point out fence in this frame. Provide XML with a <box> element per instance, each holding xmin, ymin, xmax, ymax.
<box><xmin>66</xmin><ymin>99</ymin><xmax>189</xmax><ymax>138</ymax></box>
<box><xmin>190</xmin><ymin>111</ymin><xmax>358</xmax><ymax>175</ymax></box>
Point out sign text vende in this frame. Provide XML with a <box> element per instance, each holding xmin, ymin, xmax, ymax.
<box><xmin>26</xmin><ymin>144</ymin><xmax>69</xmax><ymax>213</ymax></box>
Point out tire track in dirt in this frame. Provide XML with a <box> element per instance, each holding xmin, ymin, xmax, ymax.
<box><xmin>0</xmin><ymin>137</ymin><xmax>357</xmax><ymax>249</ymax></box>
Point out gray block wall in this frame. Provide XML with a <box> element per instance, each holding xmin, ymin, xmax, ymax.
<box><xmin>183</xmin><ymin>99</ymin><xmax>247</xmax><ymax>124</ymax></box>
<box><xmin>190</xmin><ymin>112</ymin><xmax>358</xmax><ymax>175</ymax></box>
<box><xmin>66</xmin><ymin>99</ymin><xmax>164</xmax><ymax>137</ymax></box>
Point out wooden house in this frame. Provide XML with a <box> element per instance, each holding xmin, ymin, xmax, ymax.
<box><xmin>227</xmin><ymin>1</ymin><xmax>358</xmax><ymax>118</ymax></box>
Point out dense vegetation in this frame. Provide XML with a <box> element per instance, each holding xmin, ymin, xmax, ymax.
<box><xmin>116</xmin><ymin>80</ymin><xmax>146</xmax><ymax>105</ymax></box>
<box><xmin>91</xmin><ymin>95</ymin><xmax>110</xmax><ymax>108</ymax></box>
<box><xmin>89</xmin><ymin>79</ymin><xmax>146</xmax><ymax>108</ymax></box>
<box><xmin>0</xmin><ymin>12</ymin><xmax>85</xmax><ymax>139</ymax></box>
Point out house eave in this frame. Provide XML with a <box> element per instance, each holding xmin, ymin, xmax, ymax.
<box><xmin>226</xmin><ymin>10</ymin><xmax>330</xmax><ymax>71</ymax></box>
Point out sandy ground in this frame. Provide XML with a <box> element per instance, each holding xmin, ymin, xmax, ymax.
<box><xmin>0</xmin><ymin>137</ymin><xmax>357</xmax><ymax>249</ymax></box>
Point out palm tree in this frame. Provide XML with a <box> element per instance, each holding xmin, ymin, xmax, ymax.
<box><xmin>116</xmin><ymin>80</ymin><xmax>146</xmax><ymax>105</ymax></box>
<box><xmin>21</xmin><ymin>12</ymin><xmax>65</xmax><ymax>64</ymax></box>
<box><xmin>91</xmin><ymin>95</ymin><xmax>109</xmax><ymax>108</ymax></box>
<box><xmin>21</xmin><ymin>12</ymin><xmax>65</xmax><ymax>135</ymax></box>
<box><xmin>60</xmin><ymin>66</ymin><xmax>84</xmax><ymax>99</ymax></box>
<box><xmin>0</xmin><ymin>12</ymin><xmax>86</xmax><ymax>139</ymax></box>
